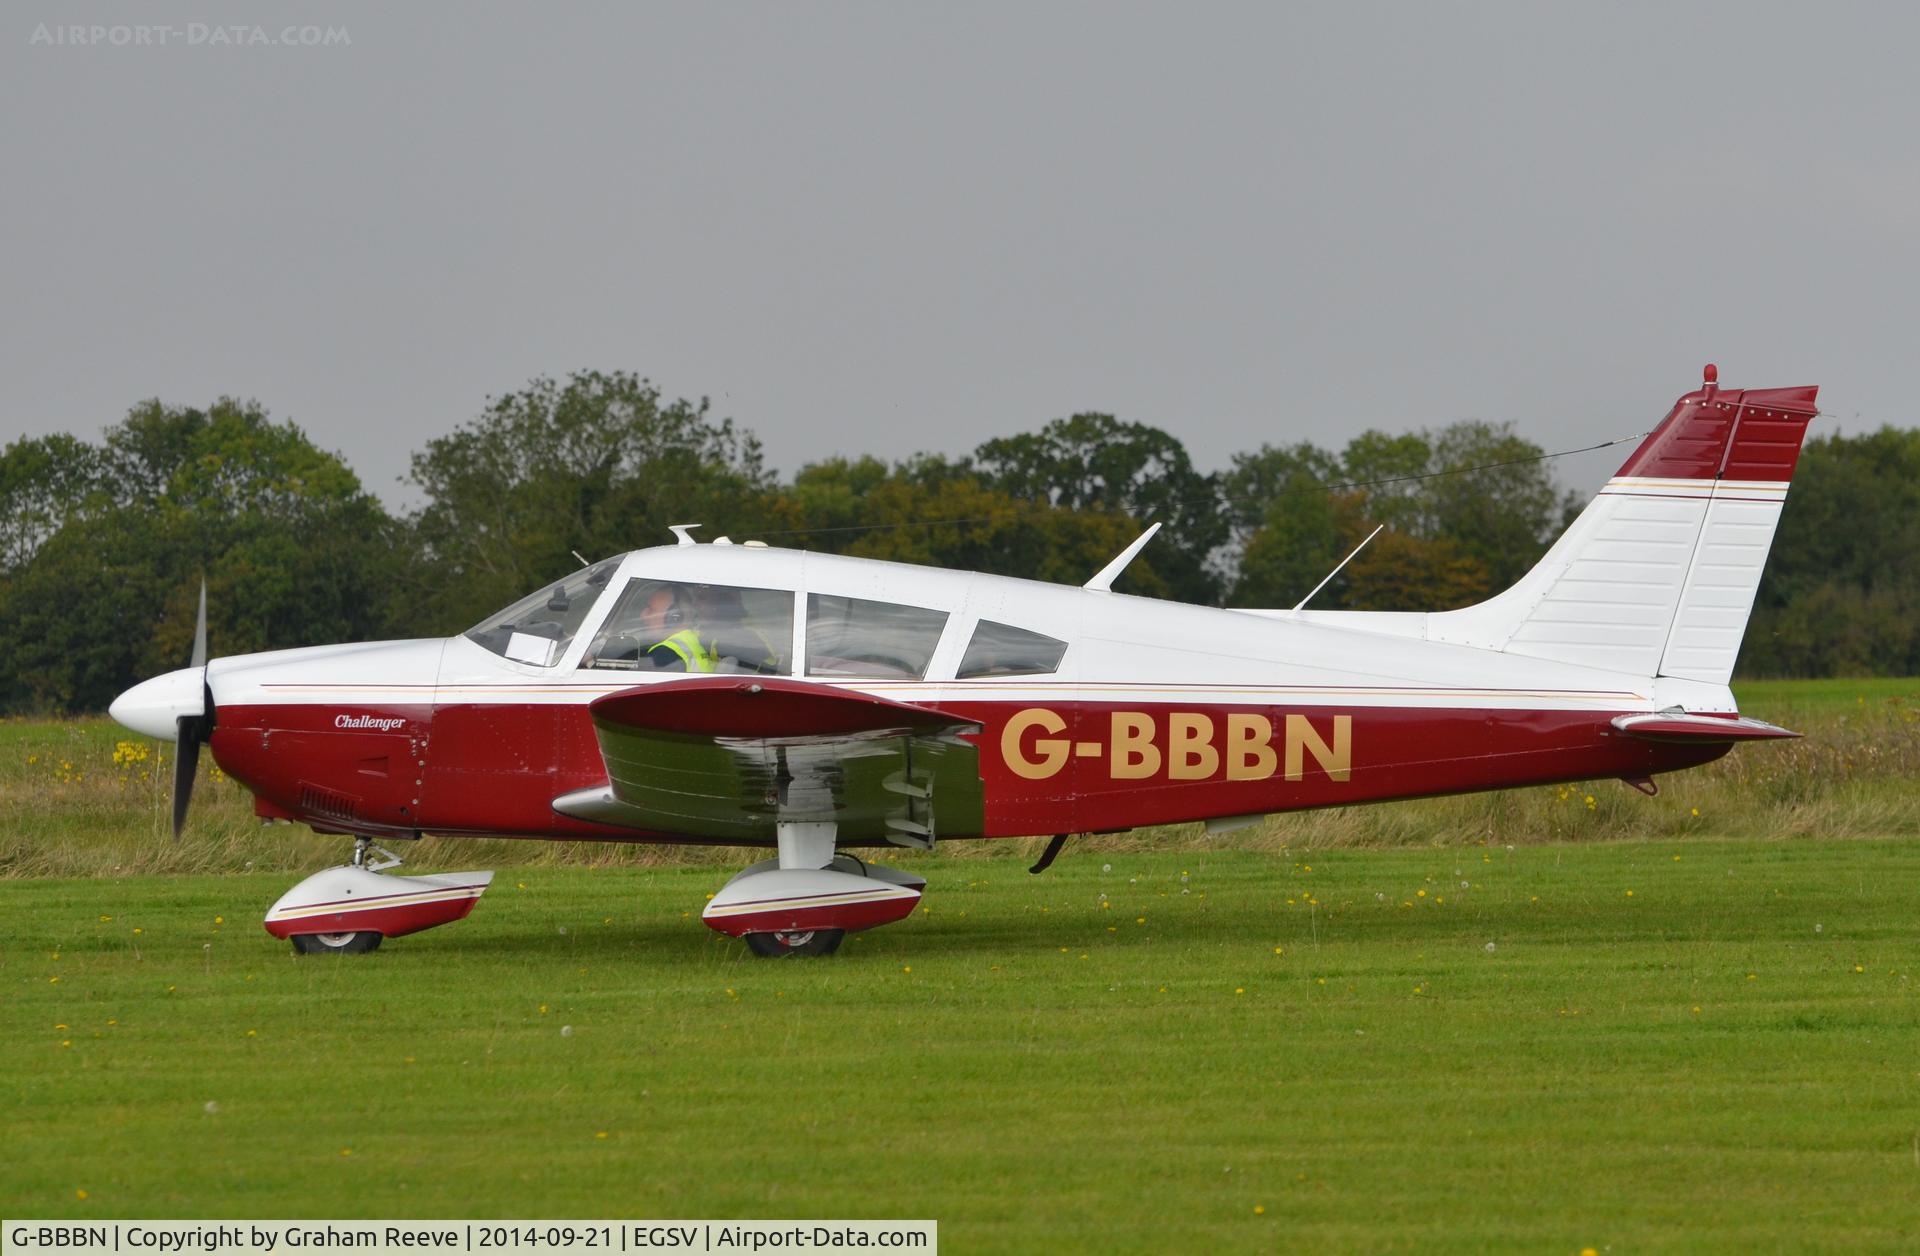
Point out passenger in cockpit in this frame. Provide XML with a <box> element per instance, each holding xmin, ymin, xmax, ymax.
<box><xmin>693</xmin><ymin>584</ymin><xmax>781</xmax><ymax>675</ymax></box>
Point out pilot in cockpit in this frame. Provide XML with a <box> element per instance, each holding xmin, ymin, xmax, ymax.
<box><xmin>630</xmin><ymin>584</ymin><xmax>718</xmax><ymax>672</ymax></box>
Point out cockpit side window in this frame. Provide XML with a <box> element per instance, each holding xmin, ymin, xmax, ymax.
<box><xmin>464</xmin><ymin>559</ymin><xmax>621</xmax><ymax>666</ymax></box>
<box><xmin>956</xmin><ymin>620</ymin><xmax>1068</xmax><ymax>679</ymax></box>
<box><xmin>583</xmin><ymin>580</ymin><xmax>794</xmax><ymax>675</ymax></box>
<box><xmin>806</xmin><ymin>594</ymin><xmax>948</xmax><ymax>680</ymax></box>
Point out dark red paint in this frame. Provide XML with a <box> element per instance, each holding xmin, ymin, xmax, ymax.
<box><xmin>1615</xmin><ymin>384</ymin><xmax>1818</xmax><ymax>482</ymax></box>
<box><xmin>211</xmin><ymin>696</ymin><xmax>1731</xmax><ymax>846</ymax></box>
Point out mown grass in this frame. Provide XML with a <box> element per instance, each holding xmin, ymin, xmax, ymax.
<box><xmin>3</xmin><ymin>679</ymin><xmax>1915</xmax><ymax>878</ymax></box>
<box><xmin>4</xmin><ymin>843</ymin><xmax>1919</xmax><ymax>1251</ymax></box>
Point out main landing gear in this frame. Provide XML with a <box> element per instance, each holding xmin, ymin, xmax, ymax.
<box><xmin>263</xmin><ymin>836</ymin><xmax>495</xmax><ymax>956</ymax></box>
<box><xmin>703</xmin><ymin>822</ymin><xmax>926</xmax><ymax>958</ymax></box>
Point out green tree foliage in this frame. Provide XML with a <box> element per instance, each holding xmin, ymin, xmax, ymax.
<box><xmin>1</xmin><ymin>433</ymin><xmax>106</xmax><ymax>572</ymax></box>
<box><xmin>1227</xmin><ymin>421</ymin><xmax>1564</xmax><ymax>611</ymax></box>
<box><xmin>780</xmin><ymin>456</ymin><xmax>1162</xmax><ymax>594</ymax></box>
<box><xmin>1340</xmin><ymin>527</ymin><xmax>1490</xmax><ymax>612</ymax></box>
<box><xmin>1422</xmin><ymin>422</ymin><xmax>1579</xmax><ymax>589</ymax></box>
<box><xmin>971</xmin><ymin>414</ymin><xmax>1224</xmax><ymax>602</ymax></box>
<box><xmin>404</xmin><ymin>371</ymin><xmax>782</xmax><ymax>633</ymax></box>
<box><xmin>1220</xmin><ymin>442</ymin><xmax>1342</xmax><ymax>543</ymax></box>
<box><xmin>1740</xmin><ymin>427</ymin><xmax>1920</xmax><ymax>677</ymax></box>
<box><xmin>1229</xmin><ymin>469</ymin><xmax>1344</xmax><ymax>611</ymax></box>
<box><xmin>0</xmin><ymin>399</ymin><xmax>402</xmax><ymax>712</ymax></box>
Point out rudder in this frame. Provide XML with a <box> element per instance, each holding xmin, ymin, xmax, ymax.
<box><xmin>1638</xmin><ymin>376</ymin><xmax>1818</xmax><ymax>681</ymax></box>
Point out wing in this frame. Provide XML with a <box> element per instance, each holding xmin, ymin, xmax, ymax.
<box><xmin>551</xmin><ymin>677</ymin><xmax>984</xmax><ymax>845</ymax></box>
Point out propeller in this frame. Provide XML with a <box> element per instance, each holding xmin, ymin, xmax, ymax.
<box><xmin>172</xmin><ymin>581</ymin><xmax>210</xmax><ymax>841</ymax></box>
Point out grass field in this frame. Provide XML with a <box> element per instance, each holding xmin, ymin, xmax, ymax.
<box><xmin>6</xmin><ymin>844</ymin><xmax>1920</xmax><ymax>1250</ymax></box>
<box><xmin>3</xmin><ymin>678</ymin><xmax>1920</xmax><ymax>1250</ymax></box>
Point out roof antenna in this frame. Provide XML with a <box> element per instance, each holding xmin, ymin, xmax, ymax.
<box><xmin>1084</xmin><ymin>523</ymin><xmax>1161</xmax><ymax>592</ymax></box>
<box><xmin>1287</xmin><ymin>524</ymin><xmax>1384</xmax><ymax>616</ymax></box>
<box><xmin>667</xmin><ymin>524</ymin><xmax>702</xmax><ymax>547</ymax></box>
<box><xmin>570</xmin><ymin>549</ymin><xmax>591</xmax><ymax>567</ymax></box>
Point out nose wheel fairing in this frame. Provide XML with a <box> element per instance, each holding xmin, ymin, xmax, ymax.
<box><xmin>263</xmin><ymin>865</ymin><xmax>495</xmax><ymax>943</ymax></box>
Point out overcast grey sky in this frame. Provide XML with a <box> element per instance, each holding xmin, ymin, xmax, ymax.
<box><xmin>3</xmin><ymin>2</ymin><xmax>1914</xmax><ymax>508</ymax></box>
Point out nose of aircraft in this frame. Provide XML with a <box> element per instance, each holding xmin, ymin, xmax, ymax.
<box><xmin>109</xmin><ymin>666</ymin><xmax>207</xmax><ymax>741</ymax></box>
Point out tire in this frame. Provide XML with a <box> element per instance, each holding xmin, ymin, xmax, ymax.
<box><xmin>743</xmin><ymin>928</ymin><xmax>844</xmax><ymax>958</ymax></box>
<box><xmin>290</xmin><ymin>930</ymin><xmax>383</xmax><ymax>955</ymax></box>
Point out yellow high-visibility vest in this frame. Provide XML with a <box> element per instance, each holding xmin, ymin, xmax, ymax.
<box><xmin>652</xmin><ymin>627</ymin><xmax>718</xmax><ymax>673</ymax></box>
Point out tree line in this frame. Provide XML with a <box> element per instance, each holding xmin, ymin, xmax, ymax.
<box><xmin>4</xmin><ymin>369</ymin><xmax>1914</xmax><ymax>712</ymax></box>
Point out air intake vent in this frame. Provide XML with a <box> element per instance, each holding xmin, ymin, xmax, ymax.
<box><xmin>298</xmin><ymin>782</ymin><xmax>360</xmax><ymax>821</ymax></box>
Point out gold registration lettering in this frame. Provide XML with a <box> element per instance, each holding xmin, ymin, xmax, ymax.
<box><xmin>1167</xmin><ymin>712</ymin><xmax>1219</xmax><ymax>780</ymax></box>
<box><xmin>1110</xmin><ymin>711</ymin><xmax>1160</xmax><ymax>779</ymax></box>
<box><xmin>1002</xmin><ymin>708</ymin><xmax>1069</xmax><ymax>780</ymax></box>
<box><xmin>1284</xmin><ymin>713</ymin><xmax>1352</xmax><ymax>781</ymax></box>
<box><xmin>1225</xmin><ymin>712</ymin><xmax>1277</xmax><ymax>781</ymax></box>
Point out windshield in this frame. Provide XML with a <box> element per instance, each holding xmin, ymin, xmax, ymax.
<box><xmin>464</xmin><ymin>558</ymin><xmax>622</xmax><ymax>666</ymax></box>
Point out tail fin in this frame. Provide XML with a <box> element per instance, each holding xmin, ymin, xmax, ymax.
<box><xmin>1425</xmin><ymin>367</ymin><xmax>1818</xmax><ymax>682</ymax></box>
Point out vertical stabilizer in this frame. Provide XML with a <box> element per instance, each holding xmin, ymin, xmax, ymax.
<box><xmin>1407</xmin><ymin>368</ymin><xmax>1819</xmax><ymax>682</ymax></box>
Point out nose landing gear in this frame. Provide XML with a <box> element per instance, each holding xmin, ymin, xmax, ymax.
<box><xmin>291</xmin><ymin>929</ymin><xmax>384</xmax><ymax>955</ymax></box>
<box><xmin>265</xmin><ymin>836</ymin><xmax>495</xmax><ymax>956</ymax></box>
<box><xmin>745</xmin><ymin>929</ymin><xmax>844</xmax><ymax>958</ymax></box>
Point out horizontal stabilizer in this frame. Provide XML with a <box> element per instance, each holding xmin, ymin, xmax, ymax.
<box><xmin>1610</xmin><ymin>712</ymin><xmax>1799</xmax><ymax>743</ymax></box>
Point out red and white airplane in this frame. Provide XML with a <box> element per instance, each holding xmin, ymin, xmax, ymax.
<box><xmin>111</xmin><ymin>367</ymin><xmax>1815</xmax><ymax>957</ymax></box>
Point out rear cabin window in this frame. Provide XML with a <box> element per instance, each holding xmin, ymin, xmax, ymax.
<box><xmin>583</xmin><ymin>580</ymin><xmax>794</xmax><ymax>675</ymax></box>
<box><xmin>956</xmin><ymin>620</ymin><xmax>1068</xmax><ymax>679</ymax></box>
<box><xmin>806</xmin><ymin>594</ymin><xmax>948</xmax><ymax>680</ymax></box>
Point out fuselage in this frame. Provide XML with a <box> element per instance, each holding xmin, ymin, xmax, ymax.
<box><xmin>125</xmin><ymin>544</ymin><xmax>1735</xmax><ymax>846</ymax></box>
